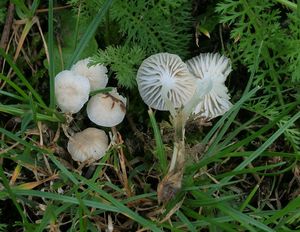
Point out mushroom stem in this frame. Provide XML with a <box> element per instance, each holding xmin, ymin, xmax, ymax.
<box><xmin>61</xmin><ymin>113</ymin><xmax>74</xmax><ymax>139</ymax></box>
<box><xmin>169</xmin><ymin>110</ymin><xmax>186</xmax><ymax>173</ymax></box>
<box><xmin>158</xmin><ymin>77</ymin><xmax>212</xmax><ymax>204</ymax></box>
<box><xmin>157</xmin><ymin>110</ymin><xmax>187</xmax><ymax>204</ymax></box>
<box><xmin>161</xmin><ymin>86</ymin><xmax>176</xmax><ymax>117</ymax></box>
<box><xmin>183</xmin><ymin>76</ymin><xmax>213</xmax><ymax>117</ymax></box>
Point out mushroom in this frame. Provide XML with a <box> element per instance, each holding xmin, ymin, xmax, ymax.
<box><xmin>186</xmin><ymin>53</ymin><xmax>232</xmax><ymax>119</ymax></box>
<box><xmin>86</xmin><ymin>89</ymin><xmax>126</xmax><ymax>127</ymax></box>
<box><xmin>55</xmin><ymin>70</ymin><xmax>90</xmax><ymax>113</ymax></box>
<box><xmin>136</xmin><ymin>53</ymin><xmax>196</xmax><ymax>112</ymax></box>
<box><xmin>67</xmin><ymin>127</ymin><xmax>109</xmax><ymax>162</ymax></box>
<box><xmin>71</xmin><ymin>58</ymin><xmax>108</xmax><ymax>91</ymax></box>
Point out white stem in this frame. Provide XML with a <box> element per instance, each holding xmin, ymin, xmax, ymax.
<box><xmin>168</xmin><ymin>110</ymin><xmax>186</xmax><ymax>173</ymax></box>
<box><xmin>161</xmin><ymin>85</ymin><xmax>176</xmax><ymax>117</ymax></box>
<box><xmin>183</xmin><ymin>77</ymin><xmax>213</xmax><ymax>118</ymax></box>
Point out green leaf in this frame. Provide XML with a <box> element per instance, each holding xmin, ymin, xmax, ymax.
<box><xmin>148</xmin><ymin>108</ymin><xmax>168</xmax><ymax>175</ymax></box>
<box><xmin>67</xmin><ymin>0</ymin><xmax>113</xmax><ymax>68</ymax></box>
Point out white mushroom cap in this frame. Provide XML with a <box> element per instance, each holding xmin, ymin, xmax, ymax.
<box><xmin>71</xmin><ymin>58</ymin><xmax>108</xmax><ymax>91</ymax></box>
<box><xmin>55</xmin><ymin>70</ymin><xmax>90</xmax><ymax>113</ymax></box>
<box><xmin>67</xmin><ymin>127</ymin><xmax>109</xmax><ymax>162</ymax></box>
<box><xmin>137</xmin><ymin>53</ymin><xmax>196</xmax><ymax>111</ymax></box>
<box><xmin>87</xmin><ymin>89</ymin><xmax>126</xmax><ymax>127</ymax></box>
<box><xmin>186</xmin><ymin>53</ymin><xmax>232</xmax><ymax>119</ymax></box>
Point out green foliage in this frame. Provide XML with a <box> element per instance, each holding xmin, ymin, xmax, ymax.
<box><xmin>69</xmin><ymin>0</ymin><xmax>192</xmax><ymax>88</ymax></box>
<box><xmin>45</xmin><ymin>9</ymin><xmax>98</xmax><ymax>74</ymax></box>
<box><xmin>246</xmin><ymin>97</ymin><xmax>300</xmax><ymax>151</ymax></box>
<box><xmin>110</xmin><ymin>0</ymin><xmax>192</xmax><ymax>57</ymax></box>
<box><xmin>216</xmin><ymin>0</ymin><xmax>300</xmax><ymax>152</ymax></box>
<box><xmin>0</xmin><ymin>0</ymin><xmax>8</xmax><ymax>24</ymax></box>
<box><xmin>91</xmin><ymin>45</ymin><xmax>145</xmax><ymax>89</ymax></box>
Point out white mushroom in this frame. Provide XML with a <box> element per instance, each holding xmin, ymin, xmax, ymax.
<box><xmin>67</xmin><ymin>127</ymin><xmax>109</xmax><ymax>162</ymax></box>
<box><xmin>87</xmin><ymin>89</ymin><xmax>126</xmax><ymax>127</ymax></box>
<box><xmin>55</xmin><ymin>70</ymin><xmax>90</xmax><ymax>113</ymax></box>
<box><xmin>137</xmin><ymin>53</ymin><xmax>196</xmax><ymax>111</ymax></box>
<box><xmin>71</xmin><ymin>58</ymin><xmax>108</xmax><ymax>91</ymax></box>
<box><xmin>186</xmin><ymin>53</ymin><xmax>232</xmax><ymax>119</ymax></box>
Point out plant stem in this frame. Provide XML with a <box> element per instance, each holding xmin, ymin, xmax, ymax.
<box><xmin>274</xmin><ymin>0</ymin><xmax>297</xmax><ymax>10</ymax></box>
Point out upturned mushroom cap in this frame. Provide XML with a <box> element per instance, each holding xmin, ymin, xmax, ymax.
<box><xmin>186</xmin><ymin>53</ymin><xmax>232</xmax><ymax>119</ymax></box>
<box><xmin>87</xmin><ymin>89</ymin><xmax>126</xmax><ymax>127</ymax></box>
<box><xmin>55</xmin><ymin>70</ymin><xmax>90</xmax><ymax>113</ymax></box>
<box><xmin>71</xmin><ymin>58</ymin><xmax>108</xmax><ymax>91</ymax></box>
<box><xmin>137</xmin><ymin>53</ymin><xmax>196</xmax><ymax>111</ymax></box>
<box><xmin>67</xmin><ymin>127</ymin><xmax>109</xmax><ymax>162</ymax></box>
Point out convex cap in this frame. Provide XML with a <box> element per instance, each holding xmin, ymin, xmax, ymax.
<box><xmin>67</xmin><ymin>127</ymin><xmax>109</xmax><ymax>162</ymax></box>
<box><xmin>55</xmin><ymin>70</ymin><xmax>90</xmax><ymax>113</ymax></box>
<box><xmin>137</xmin><ymin>53</ymin><xmax>196</xmax><ymax>111</ymax></box>
<box><xmin>71</xmin><ymin>58</ymin><xmax>108</xmax><ymax>91</ymax></box>
<box><xmin>186</xmin><ymin>53</ymin><xmax>232</xmax><ymax>119</ymax></box>
<box><xmin>87</xmin><ymin>89</ymin><xmax>126</xmax><ymax>127</ymax></box>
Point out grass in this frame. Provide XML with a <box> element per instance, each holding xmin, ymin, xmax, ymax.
<box><xmin>0</xmin><ymin>0</ymin><xmax>300</xmax><ymax>231</ymax></box>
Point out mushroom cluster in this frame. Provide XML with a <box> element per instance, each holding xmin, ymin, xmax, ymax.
<box><xmin>137</xmin><ymin>52</ymin><xmax>232</xmax><ymax>119</ymax></box>
<box><xmin>136</xmin><ymin>52</ymin><xmax>232</xmax><ymax>204</ymax></box>
<box><xmin>54</xmin><ymin>57</ymin><xmax>127</xmax><ymax>163</ymax></box>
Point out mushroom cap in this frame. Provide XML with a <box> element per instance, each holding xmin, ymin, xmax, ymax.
<box><xmin>186</xmin><ymin>53</ymin><xmax>232</xmax><ymax>119</ymax></box>
<box><xmin>87</xmin><ymin>89</ymin><xmax>126</xmax><ymax>127</ymax></box>
<box><xmin>67</xmin><ymin>127</ymin><xmax>109</xmax><ymax>162</ymax></box>
<box><xmin>137</xmin><ymin>53</ymin><xmax>196</xmax><ymax>111</ymax></box>
<box><xmin>71</xmin><ymin>58</ymin><xmax>108</xmax><ymax>91</ymax></box>
<box><xmin>55</xmin><ymin>70</ymin><xmax>90</xmax><ymax>113</ymax></box>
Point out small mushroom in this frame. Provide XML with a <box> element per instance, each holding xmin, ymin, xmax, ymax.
<box><xmin>186</xmin><ymin>53</ymin><xmax>232</xmax><ymax>119</ymax></box>
<box><xmin>71</xmin><ymin>58</ymin><xmax>108</xmax><ymax>91</ymax></box>
<box><xmin>87</xmin><ymin>89</ymin><xmax>126</xmax><ymax>127</ymax></box>
<box><xmin>67</xmin><ymin>127</ymin><xmax>109</xmax><ymax>162</ymax></box>
<box><xmin>55</xmin><ymin>70</ymin><xmax>90</xmax><ymax>113</ymax></box>
<box><xmin>137</xmin><ymin>53</ymin><xmax>196</xmax><ymax>111</ymax></box>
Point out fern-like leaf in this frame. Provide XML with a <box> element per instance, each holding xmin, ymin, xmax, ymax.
<box><xmin>91</xmin><ymin>45</ymin><xmax>145</xmax><ymax>89</ymax></box>
<box><xmin>110</xmin><ymin>0</ymin><xmax>192</xmax><ymax>58</ymax></box>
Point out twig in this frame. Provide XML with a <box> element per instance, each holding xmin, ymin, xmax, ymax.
<box><xmin>111</xmin><ymin>127</ymin><xmax>132</xmax><ymax>197</ymax></box>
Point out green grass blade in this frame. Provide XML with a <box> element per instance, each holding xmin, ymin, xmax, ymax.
<box><xmin>76</xmin><ymin>175</ymin><xmax>162</xmax><ymax>232</ymax></box>
<box><xmin>0</xmin><ymin>127</ymin><xmax>48</xmax><ymax>154</ymax></box>
<box><xmin>265</xmin><ymin>196</ymin><xmax>300</xmax><ymax>225</ymax></box>
<box><xmin>239</xmin><ymin>184</ymin><xmax>260</xmax><ymax>212</ymax></box>
<box><xmin>215</xmin><ymin>161</ymin><xmax>286</xmax><ymax>179</ymax></box>
<box><xmin>67</xmin><ymin>0</ymin><xmax>113</xmax><ymax>68</ymax></box>
<box><xmin>11</xmin><ymin>0</ymin><xmax>31</xmax><ymax>16</ymax></box>
<box><xmin>34</xmin><ymin>204</ymin><xmax>71</xmax><ymax>232</ymax></box>
<box><xmin>0</xmin><ymin>104</ymin><xmax>63</xmax><ymax>122</ymax></box>
<box><xmin>191</xmin><ymin>102</ymin><xmax>297</xmax><ymax>171</ymax></box>
<box><xmin>0</xmin><ymin>166</ymin><xmax>29</xmax><ymax>226</ymax></box>
<box><xmin>48</xmin><ymin>0</ymin><xmax>55</xmax><ymax>109</ymax></box>
<box><xmin>30</xmin><ymin>0</ymin><xmax>40</xmax><ymax>16</ymax></box>
<box><xmin>148</xmin><ymin>108</ymin><xmax>167</xmax><ymax>174</ymax></box>
<box><xmin>0</xmin><ymin>90</ymin><xmax>26</xmax><ymax>101</ymax></box>
<box><xmin>47</xmin><ymin>154</ymin><xmax>79</xmax><ymax>185</ymax></box>
<box><xmin>12</xmin><ymin>189</ymin><xmax>119</xmax><ymax>212</ymax></box>
<box><xmin>176</xmin><ymin>210</ymin><xmax>197</xmax><ymax>232</ymax></box>
<box><xmin>0</xmin><ymin>48</ymin><xmax>46</xmax><ymax>107</ymax></box>
<box><xmin>192</xmin><ymin>191</ymin><xmax>275</xmax><ymax>232</ymax></box>
<box><xmin>202</xmin><ymin>86</ymin><xmax>259</xmax><ymax>146</ymax></box>
<box><xmin>0</xmin><ymin>73</ymin><xmax>29</xmax><ymax>100</ymax></box>
<box><xmin>220</xmin><ymin>111</ymin><xmax>300</xmax><ymax>184</ymax></box>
